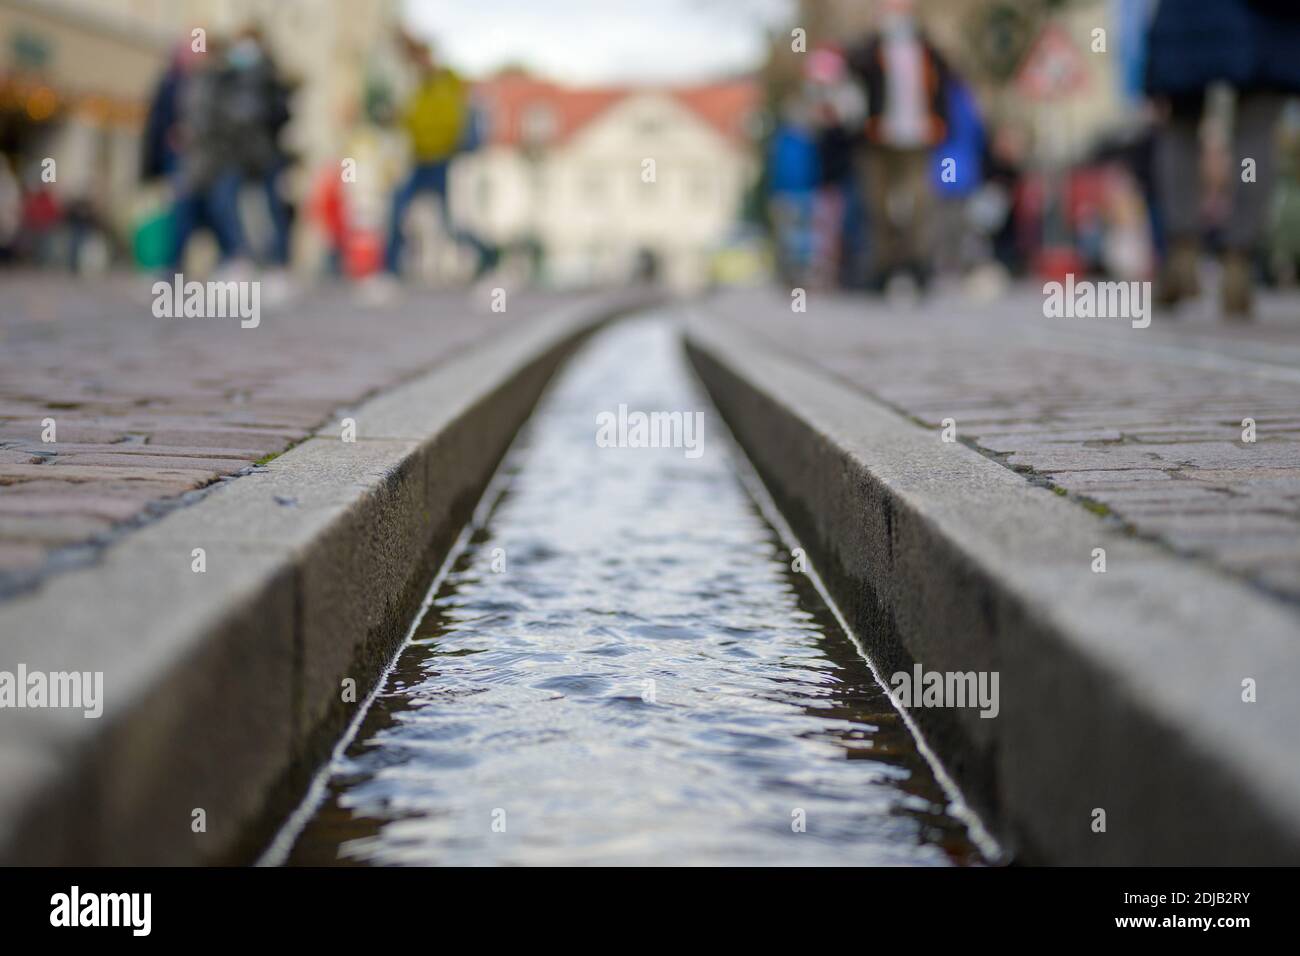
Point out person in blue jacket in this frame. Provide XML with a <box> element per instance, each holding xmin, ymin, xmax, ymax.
<box><xmin>767</xmin><ymin>99</ymin><xmax>821</xmax><ymax>285</ymax></box>
<box><xmin>930</xmin><ymin>77</ymin><xmax>984</xmax><ymax>275</ymax></box>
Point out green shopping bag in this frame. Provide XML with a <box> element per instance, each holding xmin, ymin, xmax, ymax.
<box><xmin>132</xmin><ymin>206</ymin><xmax>172</xmax><ymax>270</ymax></box>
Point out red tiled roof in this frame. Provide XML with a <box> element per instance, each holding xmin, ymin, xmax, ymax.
<box><xmin>473</xmin><ymin>73</ymin><xmax>759</xmax><ymax>148</ymax></box>
<box><xmin>671</xmin><ymin>80</ymin><xmax>760</xmax><ymax>144</ymax></box>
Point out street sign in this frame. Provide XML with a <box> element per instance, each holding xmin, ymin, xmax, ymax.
<box><xmin>1016</xmin><ymin>24</ymin><xmax>1089</xmax><ymax>101</ymax></box>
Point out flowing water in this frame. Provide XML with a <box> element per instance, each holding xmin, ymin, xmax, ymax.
<box><xmin>272</xmin><ymin>316</ymin><xmax>984</xmax><ymax>866</ymax></box>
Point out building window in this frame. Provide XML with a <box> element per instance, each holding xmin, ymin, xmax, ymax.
<box><xmin>521</xmin><ymin>105</ymin><xmax>557</xmax><ymax>147</ymax></box>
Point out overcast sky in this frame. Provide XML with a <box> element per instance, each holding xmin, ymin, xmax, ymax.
<box><xmin>402</xmin><ymin>0</ymin><xmax>795</xmax><ymax>85</ymax></box>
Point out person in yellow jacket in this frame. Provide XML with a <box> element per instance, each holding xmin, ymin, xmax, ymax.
<box><xmin>384</xmin><ymin>40</ymin><xmax>492</xmax><ymax>276</ymax></box>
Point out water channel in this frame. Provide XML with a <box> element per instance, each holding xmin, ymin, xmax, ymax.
<box><xmin>269</xmin><ymin>315</ymin><xmax>984</xmax><ymax>866</ymax></box>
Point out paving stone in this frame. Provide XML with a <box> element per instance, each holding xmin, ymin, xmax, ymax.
<box><xmin>0</xmin><ymin>543</ymin><xmax>46</xmax><ymax>571</ymax></box>
<box><xmin>0</xmin><ymin>275</ymin><xmax>580</xmax><ymax>588</ymax></box>
<box><xmin>44</xmin><ymin>454</ymin><xmax>239</xmax><ymax>473</ymax></box>
<box><xmin>0</xmin><ymin>514</ymin><xmax>115</xmax><ymax>544</ymax></box>
<box><xmin>706</xmin><ymin>287</ymin><xmax>1300</xmax><ymax>599</ymax></box>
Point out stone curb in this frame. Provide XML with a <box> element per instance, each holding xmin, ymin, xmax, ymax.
<box><xmin>0</xmin><ymin>290</ymin><xmax>652</xmax><ymax>864</ymax></box>
<box><xmin>685</xmin><ymin>310</ymin><xmax>1300</xmax><ymax>865</ymax></box>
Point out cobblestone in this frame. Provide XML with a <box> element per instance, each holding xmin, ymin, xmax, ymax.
<box><xmin>705</xmin><ymin>286</ymin><xmax>1300</xmax><ymax>600</ymax></box>
<box><xmin>0</xmin><ymin>273</ymin><xmax>575</xmax><ymax>594</ymax></box>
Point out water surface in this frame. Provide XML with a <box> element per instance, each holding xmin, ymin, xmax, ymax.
<box><xmin>279</xmin><ymin>317</ymin><xmax>981</xmax><ymax>865</ymax></box>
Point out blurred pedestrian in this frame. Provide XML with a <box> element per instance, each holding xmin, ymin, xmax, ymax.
<box><xmin>766</xmin><ymin>95</ymin><xmax>819</xmax><ymax>286</ymax></box>
<box><xmin>805</xmin><ymin>45</ymin><xmax>864</xmax><ymax>289</ymax></box>
<box><xmin>1145</xmin><ymin>0</ymin><xmax>1300</xmax><ymax>318</ymax></box>
<box><xmin>19</xmin><ymin>162</ymin><xmax>60</xmax><ymax>266</ymax></box>
<box><xmin>142</xmin><ymin>42</ymin><xmax>197</xmax><ymax>184</ymax></box>
<box><xmin>310</xmin><ymin>163</ymin><xmax>349</xmax><ymax>277</ymax></box>
<box><xmin>384</xmin><ymin>37</ymin><xmax>493</xmax><ymax>280</ymax></box>
<box><xmin>0</xmin><ymin>156</ymin><xmax>18</xmax><ymax>264</ymax></box>
<box><xmin>977</xmin><ymin>121</ymin><xmax>1030</xmax><ymax>278</ymax></box>
<box><xmin>221</xmin><ymin>28</ymin><xmax>295</xmax><ymax>272</ymax></box>
<box><xmin>140</xmin><ymin>41</ymin><xmax>206</xmax><ymax>269</ymax></box>
<box><xmin>160</xmin><ymin>37</ymin><xmax>244</xmax><ymax>273</ymax></box>
<box><xmin>847</xmin><ymin>0</ymin><xmax>952</xmax><ymax>293</ymax></box>
<box><xmin>930</xmin><ymin>76</ymin><xmax>985</xmax><ymax>277</ymax></box>
<box><xmin>1274</xmin><ymin>101</ymin><xmax>1300</xmax><ymax>283</ymax></box>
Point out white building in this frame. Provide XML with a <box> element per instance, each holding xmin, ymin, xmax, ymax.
<box><xmin>452</xmin><ymin>73</ymin><xmax>760</xmax><ymax>290</ymax></box>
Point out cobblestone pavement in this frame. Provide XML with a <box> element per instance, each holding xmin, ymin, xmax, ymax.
<box><xmin>0</xmin><ymin>272</ymin><xmax>576</xmax><ymax>596</ymax></box>
<box><xmin>701</xmin><ymin>285</ymin><xmax>1300</xmax><ymax>602</ymax></box>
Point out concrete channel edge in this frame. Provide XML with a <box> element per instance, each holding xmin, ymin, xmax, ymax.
<box><xmin>684</xmin><ymin>308</ymin><xmax>1300</xmax><ymax>865</ymax></box>
<box><xmin>0</xmin><ymin>290</ymin><xmax>651</xmax><ymax>865</ymax></box>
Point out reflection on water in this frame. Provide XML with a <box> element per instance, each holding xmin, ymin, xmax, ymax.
<box><xmin>280</xmin><ymin>317</ymin><xmax>981</xmax><ymax>865</ymax></box>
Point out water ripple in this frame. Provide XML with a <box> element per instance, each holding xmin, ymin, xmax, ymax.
<box><xmin>285</xmin><ymin>318</ymin><xmax>980</xmax><ymax>866</ymax></box>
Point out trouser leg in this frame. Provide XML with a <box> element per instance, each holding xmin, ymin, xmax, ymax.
<box><xmin>1154</xmin><ymin>93</ymin><xmax>1204</xmax><ymax>243</ymax></box>
<box><xmin>1225</xmin><ymin>91</ymin><xmax>1286</xmax><ymax>253</ymax></box>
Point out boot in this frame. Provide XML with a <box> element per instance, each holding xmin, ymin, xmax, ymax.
<box><xmin>1221</xmin><ymin>250</ymin><xmax>1254</xmax><ymax>321</ymax></box>
<box><xmin>1156</xmin><ymin>238</ymin><xmax>1200</xmax><ymax>307</ymax></box>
